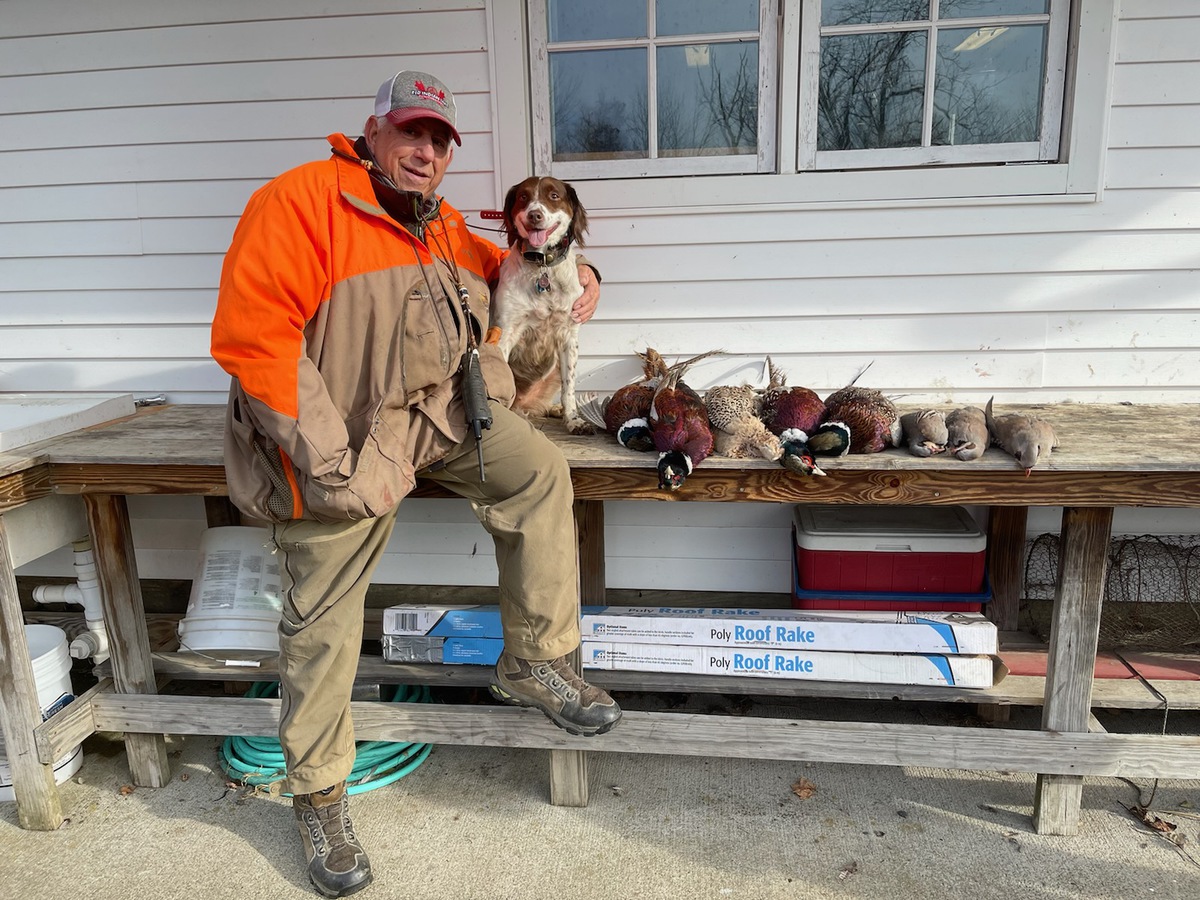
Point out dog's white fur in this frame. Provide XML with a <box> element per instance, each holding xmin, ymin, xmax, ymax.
<box><xmin>491</xmin><ymin>176</ymin><xmax>592</xmax><ymax>434</ymax></box>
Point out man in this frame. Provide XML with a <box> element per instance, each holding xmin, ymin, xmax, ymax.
<box><xmin>211</xmin><ymin>71</ymin><xmax>621</xmax><ymax>898</ymax></box>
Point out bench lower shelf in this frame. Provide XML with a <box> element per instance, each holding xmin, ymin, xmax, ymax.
<box><xmin>88</xmin><ymin>648</ymin><xmax>1200</xmax><ymax>709</ymax></box>
<box><xmin>36</xmin><ymin>688</ymin><xmax>1200</xmax><ymax>782</ymax></box>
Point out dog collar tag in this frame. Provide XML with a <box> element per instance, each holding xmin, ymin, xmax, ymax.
<box><xmin>536</xmin><ymin>272</ymin><xmax>552</xmax><ymax>293</ymax></box>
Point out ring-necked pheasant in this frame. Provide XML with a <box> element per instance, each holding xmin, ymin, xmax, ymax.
<box><xmin>576</xmin><ymin>348</ymin><xmax>669</xmax><ymax>451</ymax></box>
<box><xmin>651</xmin><ymin>351</ymin><xmax>722</xmax><ymax>491</ymax></box>
<box><xmin>759</xmin><ymin>357</ymin><xmax>826</xmax><ymax>436</ymax></box>
<box><xmin>823</xmin><ymin>365</ymin><xmax>901</xmax><ymax>454</ymax></box>
<box><xmin>704</xmin><ymin>378</ymin><xmax>783</xmax><ymax>464</ymax></box>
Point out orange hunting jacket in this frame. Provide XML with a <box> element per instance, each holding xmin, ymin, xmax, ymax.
<box><xmin>211</xmin><ymin>132</ymin><xmax>515</xmax><ymax>523</ymax></box>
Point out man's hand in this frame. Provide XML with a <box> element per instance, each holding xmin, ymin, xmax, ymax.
<box><xmin>573</xmin><ymin>265</ymin><xmax>600</xmax><ymax>324</ymax></box>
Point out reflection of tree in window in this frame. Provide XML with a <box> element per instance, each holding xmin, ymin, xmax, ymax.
<box><xmin>659</xmin><ymin>47</ymin><xmax>758</xmax><ymax>156</ymax></box>
<box><xmin>819</xmin><ymin>31</ymin><xmax>925</xmax><ymax>151</ymax></box>
<box><xmin>697</xmin><ymin>48</ymin><xmax>758</xmax><ymax>153</ymax></box>
<box><xmin>552</xmin><ymin>69</ymin><xmax>639</xmax><ymax>158</ymax></box>
<box><xmin>933</xmin><ymin>26</ymin><xmax>1043</xmax><ymax>146</ymax></box>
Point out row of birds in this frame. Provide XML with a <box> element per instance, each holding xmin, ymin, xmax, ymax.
<box><xmin>576</xmin><ymin>349</ymin><xmax>1059</xmax><ymax>491</ymax></box>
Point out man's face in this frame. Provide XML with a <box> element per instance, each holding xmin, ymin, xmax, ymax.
<box><xmin>364</xmin><ymin>116</ymin><xmax>454</xmax><ymax>199</ymax></box>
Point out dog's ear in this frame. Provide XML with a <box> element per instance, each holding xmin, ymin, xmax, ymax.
<box><xmin>564</xmin><ymin>181</ymin><xmax>588</xmax><ymax>248</ymax></box>
<box><xmin>502</xmin><ymin>182</ymin><xmax>521</xmax><ymax>247</ymax></box>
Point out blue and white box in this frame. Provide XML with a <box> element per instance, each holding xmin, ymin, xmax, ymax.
<box><xmin>384</xmin><ymin>604</ymin><xmax>997</xmax><ymax>655</ymax></box>
<box><xmin>580</xmin><ymin>606</ymin><xmax>997</xmax><ymax>655</ymax></box>
<box><xmin>381</xmin><ymin>635</ymin><xmax>504</xmax><ymax>665</ymax></box>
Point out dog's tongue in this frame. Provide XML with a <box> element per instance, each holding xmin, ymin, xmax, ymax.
<box><xmin>527</xmin><ymin>229</ymin><xmax>550</xmax><ymax>248</ymax></box>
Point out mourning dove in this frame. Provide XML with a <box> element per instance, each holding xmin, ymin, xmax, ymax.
<box><xmin>984</xmin><ymin>397</ymin><xmax>1059</xmax><ymax>474</ymax></box>
<box><xmin>945</xmin><ymin>406</ymin><xmax>989</xmax><ymax>461</ymax></box>
<box><xmin>900</xmin><ymin>409</ymin><xmax>948</xmax><ymax>457</ymax></box>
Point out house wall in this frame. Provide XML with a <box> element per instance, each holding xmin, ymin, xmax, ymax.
<box><xmin>4</xmin><ymin>1</ymin><xmax>1199</xmax><ymax>593</ymax></box>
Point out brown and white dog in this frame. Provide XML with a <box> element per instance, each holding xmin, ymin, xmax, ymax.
<box><xmin>490</xmin><ymin>175</ymin><xmax>593</xmax><ymax>434</ymax></box>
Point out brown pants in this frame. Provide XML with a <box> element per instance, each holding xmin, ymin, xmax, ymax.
<box><xmin>272</xmin><ymin>403</ymin><xmax>581</xmax><ymax>795</ymax></box>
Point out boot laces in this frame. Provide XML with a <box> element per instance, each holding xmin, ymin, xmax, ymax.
<box><xmin>303</xmin><ymin>797</ymin><xmax>357</xmax><ymax>857</ymax></box>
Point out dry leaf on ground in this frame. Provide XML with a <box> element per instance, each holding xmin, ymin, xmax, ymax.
<box><xmin>791</xmin><ymin>777</ymin><xmax>817</xmax><ymax>800</ymax></box>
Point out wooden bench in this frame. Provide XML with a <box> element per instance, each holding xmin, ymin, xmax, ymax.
<box><xmin>4</xmin><ymin>403</ymin><xmax>1200</xmax><ymax>835</ymax></box>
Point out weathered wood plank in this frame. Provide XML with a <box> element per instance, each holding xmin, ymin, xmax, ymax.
<box><xmin>567</xmin><ymin>467</ymin><xmax>1200</xmax><ymax>507</ymax></box>
<box><xmin>1147</xmin><ymin>681</ymin><xmax>1200</xmax><ymax>709</ymax></box>
<box><xmin>87</xmin><ymin>693</ymin><xmax>1200</xmax><ymax>780</ymax></box>
<box><xmin>1034</xmin><ymin>506</ymin><xmax>1114</xmax><ymax>836</ymax></box>
<box><xmin>575</xmin><ymin>499</ymin><xmax>605</xmax><ymax>603</ymax></box>
<box><xmin>82</xmin><ymin>494</ymin><xmax>171</xmax><ymax>788</ymax></box>
<box><xmin>34</xmin><ymin>678</ymin><xmax>106</xmax><ymax>764</ymax></box>
<box><xmin>549</xmin><ymin>746</ymin><xmax>589</xmax><ymax>807</ymax></box>
<box><xmin>134</xmin><ymin>652</ymin><xmax>1168</xmax><ymax>709</ymax></box>
<box><xmin>48</xmin><ymin>461</ymin><xmax>1200</xmax><ymax>508</ymax></box>
<box><xmin>0</xmin><ymin>516</ymin><xmax>64</xmax><ymax>830</ymax></box>
<box><xmin>36</xmin><ymin>401</ymin><xmax>1200</xmax><ymax>479</ymax></box>
<box><xmin>0</xmin><ymin>465</ymin><xmax>52</xmax><ymax>513</ymax></box>
<box><xmin>987</xmin><ymin>506</ymin><xmax>1028</xmax><ymax>632</ymax></box>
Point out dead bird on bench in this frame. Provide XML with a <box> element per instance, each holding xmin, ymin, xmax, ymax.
<box><xmin>984</xmin><ymin>397</ymin><xmax>1059</xmax><ymax>475</ymax></box>
<box><xmin>651</xmin><ymin>350</ymin><xmax>722</xmax><ymax>491</ymax></box>
<box><xmin>945</xmin><ymin>406</ymin><xmax>989</xmax><ymax>461</ymax></box>
<box><xmin>704</xmin><ymin>361</ymin><xmax>784</xmax><ymax>465</ymax></box>
<box><xmin>822</xmin><ymin>363</ymin><xmax>901</xmax><ymax>454</ymax></box>
<box><xmin>900</xmin><ymin>408</ymin><xmax>948</xmax><ymax>457</ymax></box>
<box><xmin>599</xmin><ymin>347</ymin><xmax>671</xmax><ymax>451</ymax></box>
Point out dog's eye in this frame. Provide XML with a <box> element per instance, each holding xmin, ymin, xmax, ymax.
<box><xmin>549</xmin><ymin>191</ymin><xmax>560</xmax><ymax>201</ymax></box>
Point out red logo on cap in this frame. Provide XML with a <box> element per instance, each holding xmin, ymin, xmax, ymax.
<box><xmin>412</xmin><ymin>80</ymin><xmax>447</xmax><ymax>107</ymax></box>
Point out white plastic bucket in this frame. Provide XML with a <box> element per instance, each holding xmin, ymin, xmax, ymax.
<box><xmin>0</xmin><ymin>624</ymin><xmax>83</xmax><ymax>802</ymax></box>
<box><xmin>177</xmin><ymin>526</ymin><xmax>283</xmax><ymax>653</ymax></box>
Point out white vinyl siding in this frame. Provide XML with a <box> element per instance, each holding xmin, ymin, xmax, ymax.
<box><xmin>0</xmin><ymin>1</ymin><xmax>499</xmax><ymax>405</ymax></box>
<box><xmin>5</xmin><ymin>0</ymin><xmax>1200</xmax><ymax>592</ymax></box>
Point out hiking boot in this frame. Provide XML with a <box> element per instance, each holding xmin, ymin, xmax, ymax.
<box><xmin>489</xmin><ymin>651</ymin><xmax>622</xmax><ymax>736</ymax></box>
<box><xmin>293</xmin><ymin>782</ymin><xmax>373</xmax><ymax>898</ymax></box>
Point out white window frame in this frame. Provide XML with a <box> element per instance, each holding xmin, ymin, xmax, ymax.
<box><xmin>528</xmin><ymin>0</ymin><xmax>779</xmax><ymax>179</ymax></box>
<box><xmin>798</xmin><ymin>1</ymin><xmax>1070</xmax><ymax>171</ymax></box>
<box><xmin>487</xmin><ymin>0</ymin><xmax>1118</xmax><ymax>210</ymax></box>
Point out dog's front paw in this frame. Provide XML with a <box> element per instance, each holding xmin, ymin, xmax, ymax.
<box><xmin>566</xmin><ymin>417</ymin><xmax>596</xmax><ymax>436</ymax></box>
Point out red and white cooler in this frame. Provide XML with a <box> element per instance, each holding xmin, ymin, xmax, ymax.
<box><xmin>792</xmin><ymin>505</ymin><xmax>988</xmax><ymax>611</ymax></box>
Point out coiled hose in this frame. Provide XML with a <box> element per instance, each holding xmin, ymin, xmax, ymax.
<box><xmin>219</xmin><ymin>682</ymin><xmax>434</xmax><ymax>795</ymax></box>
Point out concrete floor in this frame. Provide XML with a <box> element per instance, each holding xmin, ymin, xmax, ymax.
<box><xmin>2</xmin><ymin>700</ymin><xmax>1198</xmax><ymax>900</ymax></box>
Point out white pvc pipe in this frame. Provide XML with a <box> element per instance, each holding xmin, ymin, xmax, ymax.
<box><xmin>30</xmin><ymin>538</ymin><xmax>110</xmax><ymax>664</ymax></box>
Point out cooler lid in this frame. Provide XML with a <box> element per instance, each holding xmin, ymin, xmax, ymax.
<box><xmin>793</xmin><ymin>505</ymin><xmax>985</xmax><ymax>553</ymax></box>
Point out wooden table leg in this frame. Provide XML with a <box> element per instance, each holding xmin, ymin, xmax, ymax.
<box><xmin>548</xmin><ymin>499</ymin><xmax>606</xmax><ymax>808</ymax></box>
<box><xmin>83</xmin><ymin>494</ymin><xmax>170</xmax><ymax>787</ymax></box>
<box><xmin>0</xmin><ymin>517</ymin><xmax>64</xmax><ymax>830</ymax></box>
<box><xmin>986</xmin><ymin>506</ymin><xmax>1028</xmax><ymax>633</ymax></box>
<box><xmin>978</xmin><ymin>506</ymin><xmax>1029</xmax><ymax>723</ymax></box>
<box><xmin>1032</xmin><ymin>505</ymin><xmax>1112</xmax><ymax>835</ymax></box>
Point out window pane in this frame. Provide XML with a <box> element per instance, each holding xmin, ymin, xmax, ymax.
<box><xmin>933</xmin><ymin>25</ymin><xmax>1046</xmax><ymax>145</ymax></box>
<box><xmin>657</xmin><ymin>0</ymin><xmax>758</xmax><ymax>36</ymax></box>
<box><xmin>657</xmin><ymin>42</ymin><xmax>759</xmax><ymax>157</ymax></box>
<box><xmin>940</xmin><ymin>1</ymin><xmax>1048</xmax><ymax>18</ymax></box>
<box><xmin>821</xmin><ymin>1</ymin><xmax>929</xmax><ymax>27</ymax></box>
<box><xmin>547</xmin><ymin>0</ymin><xmax>646</xmax><ymax>43</ymax></box>
<box><xmin>818</xmin><ymin>31</ymin><xmax>926</xmax><ymax>150</ymax></box>
<box><xmin>550</xmin><ymin>49</ymin><xmax>648</xmax><ymax>160</ymax></box>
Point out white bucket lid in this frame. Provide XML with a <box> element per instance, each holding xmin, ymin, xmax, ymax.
<box><xmin>794</xmin><ymin>505</ymin><xmax>985</xmax><ymax>553</ymax></box>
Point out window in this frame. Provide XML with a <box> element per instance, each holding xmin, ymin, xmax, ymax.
<box><xmin>529</xmin><ymin>0</ymin><xmax>1072</xmax><ymax>179</ymax></box>
<box><xmin>803</xmin><ymin>1</ymin><xmax>1069</xmax><ymax>170</ymax></box>
<box><xmin>529</xmin><ymin>0</ymin><xmax>779</xmax><ymax>177</ymax></box>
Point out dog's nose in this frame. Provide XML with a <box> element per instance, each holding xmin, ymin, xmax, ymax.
<box><xmin>526</xmin><ymin>207</ymin><xmax>545</xmax><ymax>225</ymax></box>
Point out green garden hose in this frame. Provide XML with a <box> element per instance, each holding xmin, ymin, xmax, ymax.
<box><xmin>219</xmin><ymin>682</ymin><xmax>434</xmax><ymax>795</ymax></box>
